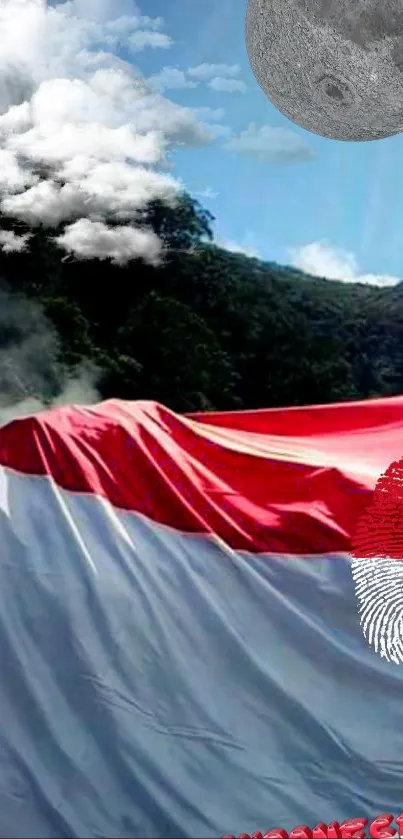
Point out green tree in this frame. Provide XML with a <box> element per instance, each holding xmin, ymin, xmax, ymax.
<box><xmin>116</xmin><ymin>292</ymin><xmax>239</xmax><ymax>411</ymax></box>
<box><xmin>0</xmin><ymin>190</ymin><xmax>402</xmax><ymax>413</ymax></box>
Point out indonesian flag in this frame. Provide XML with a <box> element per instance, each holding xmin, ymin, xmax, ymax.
<box><xmin>1</xmin><ymin>396</ymin><xmax>403</xmax><ymax>838</ymax></box>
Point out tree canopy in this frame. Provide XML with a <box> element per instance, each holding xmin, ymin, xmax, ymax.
<box><xmin>0</xmin><ymin>191</ymin><xmax>402</xmax><ymax>413</ymax></box>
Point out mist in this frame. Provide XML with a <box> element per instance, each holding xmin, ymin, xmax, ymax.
<box><xmin>0</xmin><ymin>285</ymin><xmax>100</xmax><ymax>427</ymax></box>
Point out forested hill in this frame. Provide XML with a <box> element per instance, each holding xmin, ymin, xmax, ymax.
<box><xmin>1</xmin><ymin>192</ymin><xmax>403</xmax><ymax>414</ymax></box>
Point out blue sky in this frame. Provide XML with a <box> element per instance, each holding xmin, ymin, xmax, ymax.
<box><xmin>129</xmin><ymin>0</ymin><xmax>403</xmax><ymax>286</ymax></box>
<box><xmin>3</xmin><ymin>0</ymin><xmax>400</xmax><ymax>284</ymax></box>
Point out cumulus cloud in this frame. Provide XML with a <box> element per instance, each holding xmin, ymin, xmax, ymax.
<box><xmin>290</xmin><ymin>241</ymin><xmax>401</xmax><ymax>287</ymax></box>
<box><xmin>0</xmin><ymin>0</ymin><xmax>170</xmax><ymax>88</ymax></box>
<box><xmin>148</xmin><ymin>67</ymin><xmax>198</xmax><ymax>93</ymax></box>
<box><xmin>191</xmin><ymin>106</ymin><xmax>231</xmax><ymax>139</ymax></box>
<box><xmin>188</xmin><ymin>63</ymin><xmax>241</xmax><ymax>80</ymax></box>
<box><xmin>224</xmin><ymin>122</ymin><xmax>314</xmax><ymax>163</ymax></box>
<box><xmin>0</xmin><ymin>148</ymin><xmax>36</xmax><ymax>192</ymax></box>
<box><xmin>148</xmin><ymin>63</ymin><xmax>247</xmax><ymax>96</ymax></box>
<box><xmin>209</xmin><ymin>78</ymin><xmax>247</xmax><ymax>93</ymax></box>
<box><xmin>0</xmin><ymin>0</ymin><xmax>210</xmax><ymax>264</ymax></box>
<box><xmin>127</xmin><ymin>30</ymin><xmax>172</xmax><ymax>52</ymax></box>
<box><xmin>2</xmin><ymin>161</ymin><xmax>178</xmax><ymax>226</ymax></box>
<box><xmin>55</xmin><ymin>218</ymin><xmax>162</xmax><ymax>265</ymax></box>
<box><xmin>0</xmin><ymin>229</ymin><xmax>32</xmax><ymax>253</ymax></box>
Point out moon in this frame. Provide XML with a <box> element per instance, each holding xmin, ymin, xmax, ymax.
<box><xmin>245</xmin><ymin>0</ymin><xmax>403</xmax><ymax>141</ymax></box>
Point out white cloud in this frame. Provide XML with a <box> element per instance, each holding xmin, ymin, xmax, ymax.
<box><xmin>148</xmin><ymin>64</ymin><xmax>247</xmax><ymax>95</ymax></box>
<box><xmin>0</xmin><ymin>149</ymin><xmax>37</xmax><ymax>193</ymax></box>
<box><xmin>0</xmin><ymin>1</ymin><xmax>171</xmax><ymax>91</ymax></box>
<box><xmin>58</xmin><ymin>0</ymin><xmax>172</xmax><ymax>56</ymax></box>
<box><xmin>209</xmin><ymin>77</ymin><xmax>247</xmax><ymax>93</ymax></box>
<box><xmin>127</xmin><ymin>30</ymin><xmax>172</xmax><ymax>52</ymax></box>
<box><xmin>290</xmin><ymin>241</ymin><xmax>401</xmax><ymax>287</ymax></box>
<box><xmin>9</xmin><ymin>103</ymin><xmax>164</xmax><ymax>166</ymax></box>
<box><xmin>202</xmin><ymin>122</ymin><xmax>232</xmax><ymax>139</ymax></box>
<box><xmin>0</xmin><ymin>229</ymin><xmax>32</xmax><ymax>253</ymax></box>
<box><xmin>148</xmin><ymin>67</ymin><xmax>198</xmax><ymax>93</ymax></box>
<box><xmin>147</xmin><ymin>62</ymin><xmax>247</xmax><ymax>97</ymax></box>
<box><xmin>224</xmin><ymin>122</ymin><xmax>314</xmax><ymax>163</ymax></box>
<box><xmin>0</xmin><ymin>0</ymin><xmax>211</xmax><ymax>263</ymax></box>
<box><xmin>3</xmin><ymin>162</ymin><xmax>178</xmax><ymax>226</ymax></box>
<box><xmin>196</xmin><ymin>187</ymin><xmax>218</xmax><ymax>200</ymax></box>
<box><xmin>188</xmin><ymin>63</ymin><xmax>241</xmax><ymax>80</ymax></box>
<box><xmin>0</xmin><ymin>102</ymin><xmax>32</xmax><ymax>135</ymax></box>
<box><xmin>132</xmin><ymin>94</ymin><xmax>211</xmax><ymax>147</ymax></box>
<box><xmin>217</xmin><ymin>235</ymin><xmax>261</xmax><ymax>259</ymax></box>
<box><xmin>191</xmin><ymin>105</ymin><xmax>231</xmax><ymax>139</ymax></box>
<box><xmin>55</xmin><ymin>218</ymin><xmax>162</xmax><ymax>265</ymax></box>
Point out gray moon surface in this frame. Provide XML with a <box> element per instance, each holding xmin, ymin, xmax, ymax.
<box><xmin>245</xmin><ymin>0</ymin><xmax>403</xmax><ymax>141</ymax></box>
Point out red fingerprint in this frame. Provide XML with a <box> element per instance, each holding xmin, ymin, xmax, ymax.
<box><xmin>351</xmin><ymin>456</ymin><xmax>403</xmax><ymax>663</ymax></box>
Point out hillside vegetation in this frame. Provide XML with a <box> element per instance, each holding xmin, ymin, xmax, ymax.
<box><xmin>1</xmin><ymin>193</ymin><xmax>402</xmax><ymax>413</ymax></box>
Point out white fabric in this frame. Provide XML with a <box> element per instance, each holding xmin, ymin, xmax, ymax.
<box><xmin>0</xmin><ymin>467</ymin><xmax>402</xmax><ymax>838</ymax></box>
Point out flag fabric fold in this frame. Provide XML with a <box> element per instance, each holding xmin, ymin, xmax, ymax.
<box><xmin>1</xmin><ymin>397</ymin><xmax>403</xmax><ymax>838</ymax></box>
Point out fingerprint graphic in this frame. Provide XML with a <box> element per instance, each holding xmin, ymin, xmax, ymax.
<box><xmin>352</xmin><ymin>458</ymin><xmax>403</xmax><ymax>664</ymax></box>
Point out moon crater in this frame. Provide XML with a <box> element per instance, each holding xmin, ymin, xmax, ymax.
<box><xmin>246</xmin><ymin>0</ymin><xmax>403</xmax><ymax>141</ymax></box>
